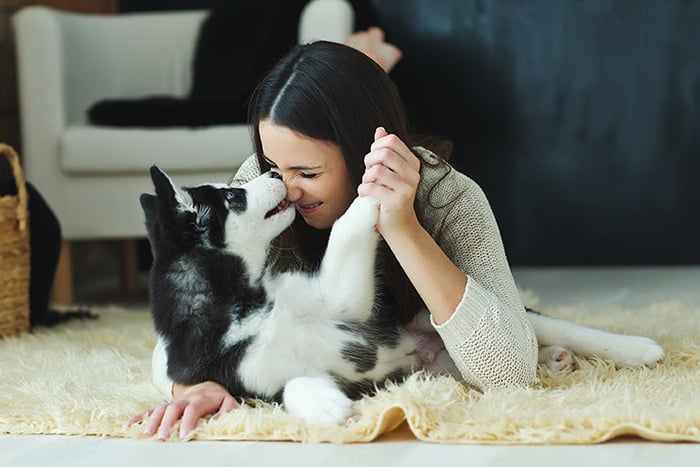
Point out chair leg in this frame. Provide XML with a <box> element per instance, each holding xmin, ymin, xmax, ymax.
<box><xmin>52</xmin><ymin>240</ymin><xmax>74</xmax><ymax>305</ymax></box>
<box><xmin>119</xmin><ymin>238</ymin><xmax>140</xmax><ymax>296</ymax></box>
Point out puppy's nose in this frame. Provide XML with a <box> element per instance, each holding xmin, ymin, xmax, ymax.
<box><xmin>269</xmin><ymin>171</ymin><xmax>282</xmax><ymax>180</ymax></box>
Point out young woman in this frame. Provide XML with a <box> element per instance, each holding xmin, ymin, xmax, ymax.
<box><xmin>139</xmin><ymin>38</ymin><xmax>538</xmax><ymax>440</ymax></box>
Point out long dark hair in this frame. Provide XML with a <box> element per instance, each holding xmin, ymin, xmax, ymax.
<box><xmin>248</xmin><ymin>41</ymin><xmax>432</xmax><ymax>322</ymax></box>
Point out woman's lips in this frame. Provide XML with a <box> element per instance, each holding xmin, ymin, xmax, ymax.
<box><xmin>296</xmin><ymin>202</ymin><xmax>322</xmax><ymax>215</ymax></box>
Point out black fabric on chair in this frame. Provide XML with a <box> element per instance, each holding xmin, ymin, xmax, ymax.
<box><xmin>88</xmin><ymin>0</ymin><xmax>308</xmax><ymax>127</ymax></box>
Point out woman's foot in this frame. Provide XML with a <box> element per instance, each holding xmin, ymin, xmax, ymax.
<box><xmin>345</xmin><ymin>27</ymin><xmax>402</xmax><ymax>72</ymax></box>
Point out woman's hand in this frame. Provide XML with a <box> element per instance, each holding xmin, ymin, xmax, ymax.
<box><xmin>129</xmin><ymin>381</ymin><xmax>238</xmax><ymax>441</ymax></box>
<box><xmin>358</xmin><ymin>127</ymin><xmax>422</xmax><ymax>238</ymax></box>
<box><xmin>358</xmin><ymin>128</ymin><xmax>467</xmax><ymax>325</ymax></box>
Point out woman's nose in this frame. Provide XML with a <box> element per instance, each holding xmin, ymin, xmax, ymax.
<box><xmin>284</xmin><ymin>178</ymin><xmax>303</xmax><ymax>202</ymax></box>
<box><xmin>269</xmin><ymin>170</ymin><xmax>302</xmax><ymax>201</ymax></box>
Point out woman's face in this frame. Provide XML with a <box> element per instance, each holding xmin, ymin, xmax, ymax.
<box><xmin>259</xmin><ymin>120</ymin><xmax>356</xmax><ymax>229</ymax></box>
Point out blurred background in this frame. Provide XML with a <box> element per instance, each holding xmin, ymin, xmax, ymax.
<box><xmin>2</xmin><ymin>0</ymin><xmax>698</xmax><ymax>304</ymax></box>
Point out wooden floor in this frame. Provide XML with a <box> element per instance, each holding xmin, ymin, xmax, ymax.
<box><xmin>2</xmin><ymin>266</ymin><xmax>700</xmax><ymax>467</ymax></box>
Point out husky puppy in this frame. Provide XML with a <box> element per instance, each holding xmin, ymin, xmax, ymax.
<box><xmin>141</xmin><ymin>166</ymin><xmax>665</xmax><ymax>424</ymax></box>
<box><xmin>140</xmin><ymin>166</ymin><xmax>424</xmax><ymax>425</ymax></box>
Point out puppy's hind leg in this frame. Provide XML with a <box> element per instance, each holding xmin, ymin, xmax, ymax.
<box><xmin>283</xmin><ymin>376</ymin><xmax>353</xmax><ymax>425</ymax></box>
<box><xmin>538</xmin><ymin>345</ymin><xmax>575</xmax><ymax>372</ymax></box>
<box><xmin>528</xmin><ymin>312</ymin><xmax>665</xmax><ymax>368</ymax></box>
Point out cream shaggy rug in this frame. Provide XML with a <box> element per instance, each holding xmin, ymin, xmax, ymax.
<box><xmin>1</xmin><ymin>299</ymin><xmax>699</xmax><ymax>444</ymax></box>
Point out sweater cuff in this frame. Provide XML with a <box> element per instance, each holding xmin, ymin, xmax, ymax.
<box><xmin>430</xmin><ymin>276</ymin><xmax>495</xmax><ymax>350</ymax></box>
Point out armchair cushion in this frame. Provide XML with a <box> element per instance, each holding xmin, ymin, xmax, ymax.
<box><xmin>61</xmin><ymin>124</ymin><xmax>251</xmax><ymax>174</ymax></box>
<box><xmin>87</xmin><ymin>0</ymin><xmax>309</xmax><ymax>127</ymax></box>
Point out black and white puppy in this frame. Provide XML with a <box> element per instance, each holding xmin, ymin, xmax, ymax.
<box><xmin>140</xmin><ymin>166</ymin><xmax>423</xmax><ymax>425</ymax></box>
<box><xmin>140</xmin><ymin>166</ymin><xmax>665</xmax><ymax>425</ymax></box>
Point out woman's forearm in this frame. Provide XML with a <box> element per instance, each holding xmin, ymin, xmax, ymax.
<box><xmin>382</xmin><ymin>219</ymin><xmax>467</xmax><ymax>325</ymax></box>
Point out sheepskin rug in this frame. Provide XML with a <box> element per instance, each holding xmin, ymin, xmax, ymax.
<box><xmin>1</xmin><ymin>299</ymin><xmax>698</xmax><ymax>444</ymax></box>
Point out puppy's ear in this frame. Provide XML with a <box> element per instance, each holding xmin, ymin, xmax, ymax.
<box><xmin>140</xmin><ymin>193</ymin><xmax>157</xmax><ymax>239</ymax></box>
<box><xmin>149</xmin><ymin>165</ymin><xmax>176</xmax><ymax>199</ymax></box>
<box><xmin>149</xmin><ymin>165</ymin><xmax>193</xmax><ymax>210</ymax></box>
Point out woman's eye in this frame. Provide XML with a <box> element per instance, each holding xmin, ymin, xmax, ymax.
<box><xmin>300</xmin><ymin>172</ymin><xmax>318</xmax><ymax>179</ymax></box>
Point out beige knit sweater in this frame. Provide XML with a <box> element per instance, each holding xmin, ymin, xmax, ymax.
<box><xmin>152</xmin><ymin>149</ymin><xmax>539</xmax><ymax>395</ymax></box>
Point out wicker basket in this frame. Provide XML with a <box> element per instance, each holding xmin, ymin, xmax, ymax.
<box><xmin>0</xmin><ymin>144</ymin><xmax>30</xmax><ymax>337</ymax></box>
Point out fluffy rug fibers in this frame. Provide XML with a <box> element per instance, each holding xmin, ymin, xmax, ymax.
<box><xmin>1</xmin><ymin>300</ymin><xmax>699</xmax><ymax>444</ymax></box>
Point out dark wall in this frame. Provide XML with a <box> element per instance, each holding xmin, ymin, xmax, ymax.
<box><xmin>120</xmin><ymin>0</ymin><xmax>700</xmax><ymax>266</ymax></box>
<box><xmin>356</xmin><ymin>0</ymin><xmax>700</xmax><ymax>266</ymax></box>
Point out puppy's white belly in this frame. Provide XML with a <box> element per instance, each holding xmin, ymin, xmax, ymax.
<box><xmin>237</xmin><ymin>315</ymin><xmax>360</xmax><ymax>396</ymax></box>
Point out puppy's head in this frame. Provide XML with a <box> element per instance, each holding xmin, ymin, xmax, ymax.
<box><xmin>140</xmin><ymin>166</ymin><xmax>295</xmax><ymax>259</ymax></box>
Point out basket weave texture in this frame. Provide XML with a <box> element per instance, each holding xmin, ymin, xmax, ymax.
<box><xmin>0</xmin><ymin>144</ymin><xmax>30</xmax><ymax>337</ymax></box>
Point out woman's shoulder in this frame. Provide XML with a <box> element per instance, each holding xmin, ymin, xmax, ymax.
<box><xmin>413</xmin><ymin>147</ymin><xmax>496</xmax><ymax>238</ymax></box>
<box><xmin>231</xmin><ymin>154</ymin><xmax>262</xmax><ymax>185</ymax></box>
<box><xmin>414</xmin><ymin>146</ymin><xmax>486</xmax><ymax>205</ymax></box>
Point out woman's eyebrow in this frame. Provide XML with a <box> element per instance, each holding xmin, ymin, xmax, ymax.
<box><xmin>264</xmin><ymin>156</ymin><xmax>321</xmax><ymax>171</ymax></box>
<box><xmin>288</xmin><ymin>163</ymin><xmax>322</xmax><ymax>170</ymax></box>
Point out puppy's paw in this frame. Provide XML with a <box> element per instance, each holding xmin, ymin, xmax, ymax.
<box><xmin>283</xmin><ymin>376</ymin><xmax>353</xmax><ymax>425</ymax></box>
<box><xmin>337</xmin><ymin>196</ymin><xmax>379</xmax><ymax>234</ymax></box>
<box><xmin>608</xmin><ymin>335</ymin><xmax>665</xmax><ymax>368</ymax></box>
<box><xmin>538</xmin><ymin>345</ymin><xmax>575</xmax><ymax>372</ymax></box>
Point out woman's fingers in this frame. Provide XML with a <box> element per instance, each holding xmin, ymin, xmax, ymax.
<box><xmin>374</xmin><ymin>126</ymin><xmax>389</xmax><ymax>142</ymax></box>
<box><xmin>359</xmin><ymin>166</ymin><xmax>415</xmax><ymax>205</ymax></box>
<box><xmin>128</xmin><ymin>407</ymin><xmax>153</xmax><ymax>427</ymax></box>
<box><xmin>179</xmin><ymin>402</ymin><xmax>204</xmax><ymax>439</ymax></box>
<box><xmin>216</xmin><ymin>394</ymin><xmax>240</xmax><ymax>418</ymax></box>
<box><xmin>156</xmin><ymin>401</ymin><xmax>187</xmax><ymax>440</ymax></box>
<box><xmin>368</xmin><ymin>129</ymin><xmax>421</xmax><ymax>173</ymax></box>
<box><xmin>363</xmin><ymin>152</ymin><xmax>420</xmax><ymax>195</ymax></box>
<box><xmin>142</xmin><ymin>402</ymin><xmax>169</xmax><ymax>437</ymax></box>
<box><xmin>362</xmin><ymin>163</ymin><xmax>398</xmax><ymax>190</ymax></box>
<box><xmin>178</xmin><ymin>394</ymin><xmax>224</xmax><ymax>439</ymax></box>
<box><xmin>360</xmin><ymin>128</ymin><xmax>422</xmax><ymax>234</ymax></box>
<box><xmin>133</xmin><ymin>381</ymin><xmax>237</xmax><ymax>441</ymax></box>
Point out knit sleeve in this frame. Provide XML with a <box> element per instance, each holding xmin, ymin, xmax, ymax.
<box><xmin>230</xmin><ymin>154</ymin><xmax>262</xmax><ymax>185</ymax></box>
<box><xmin>421</xmin><ymin>165</ymin><xmax>538</xmax><ymax>391</ymax></box>
<box><xmin>431</xmin><ymin>278</ymin><xmax>538</xmax><ymax>390</ymax></box>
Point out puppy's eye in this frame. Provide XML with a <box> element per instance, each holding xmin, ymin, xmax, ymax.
<box><xmin>225</xmin><ymin>191</ymin><xmax>236</xmax><ymax>201</ymax></box>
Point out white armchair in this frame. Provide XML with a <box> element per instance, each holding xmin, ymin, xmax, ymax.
<box><xmin>13</xmin><ymin>0</ymin><xmax>354</xmax><ymax>303</ymax></box>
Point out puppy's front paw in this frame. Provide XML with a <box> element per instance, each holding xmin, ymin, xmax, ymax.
<box><xmin>337</xmin><ymin>196</ymin><xmax>379</xmax><ymax>234</ymax></box>
<box><xmin>283</xmin><ymin>376</ymin><xmax>353</xmax><ymax>425</ymax></box>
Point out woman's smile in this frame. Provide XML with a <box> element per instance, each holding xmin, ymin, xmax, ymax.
<box><xmin>296</xmin><ymin>201</ymin><xmax>323</xmax><ymax>216</ymax></box>
<box><xmin>259</xmin><ymin>120</ymin><xmax>356</xmax><ymax>229</ymax></box>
